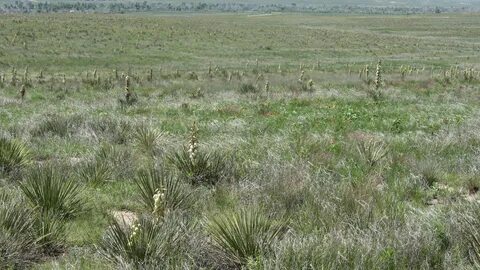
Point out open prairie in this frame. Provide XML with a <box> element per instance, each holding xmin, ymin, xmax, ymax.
<box><xmin>1</xmin><ymin>12</ymin><xmax>480</xmax><ymax>269</ymax></box>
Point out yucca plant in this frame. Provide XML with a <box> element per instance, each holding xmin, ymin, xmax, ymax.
<box><xmin>133</xmin><ymin>124</ymin><xmax>163</xmax><ymax>156</ymax></box>
<box><xmin>33</xmin><ymin>210</ymin><xmax>66</xmax><ymax>254</ymax></box>
<box><xmin>79</xmin><ymin>160</ymin><xmax>112</xmax><ymax>186</ymax></box>
<box><xmin>20</xmin><ymin>166</ymin><xmax>84</xmax><ymax>219</ymax></box>
<box><xmin>356</xmin><ymin>138</ymin><xmax>389</xmax><ymax>168</ymax></box>
<box><xmin>168</xmin><ymin>122</ymin><xmax>227</xmax><ymax>186</ymax></box>
<box><xmin>134</xmin><ymin>167</ymin><xmax>191</xmax><ymax>217</ymax></box>
<box><xmin>206</xmin><ymin>208</ymin><xmax>287</xmax><ymax>266</ymax></box>
<box><xmin>0</xmin><ymin>191</ymin><xmax>35</xmax><ymax>245</ymax></box>
<box><xmin>0</xmin><ymin>137</ymin><xmax>31</xmax><ymax>174</ymax></box>
<box><xmin>0</xmin><ymin>192</ymin><xmax>38</xmax><ymax>269</ymax></box>
<box><xmin>367</xmin><ymin>60</ymin><xmax>384</xmax><ymax>101</ymax></box>
<box><xmin>99</xmin><ymin>214</ymin><xmax>189</xmax><ymax>268</ymax></box>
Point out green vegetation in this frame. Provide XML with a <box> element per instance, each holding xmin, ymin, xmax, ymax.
<box><xmin>0</xmin><ymin>12</ymin><xmax>480</xmax><ymax>269</ymax></box>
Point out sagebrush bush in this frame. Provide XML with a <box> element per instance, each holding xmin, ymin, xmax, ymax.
<box><xmin>135</xmin><ymin>167</ymin><xmax>191</xmax><ymax>217</ymax></box>
<box><xmin>0</xmin><ymin>137</ymin><xmax>30</xmax><ymax>174</ymax></box>
<box><xmin>206</xmin><ymin>208</ymin><xmax>287</xmax><ymax>267</ymax></box>
<box><xmin>99</xmin><ymin>214</ymin><xmax>191</xmax><ymax>268</ymax></box>
<box><xmin>20</xmin><ymin>166</ymin><xmax>85</xmax><ymax>218</ymax></box>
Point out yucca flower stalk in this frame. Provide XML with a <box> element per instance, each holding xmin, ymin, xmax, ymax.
<box><xmin>374</xmin><ymin>60</ymin><xmax>382</xmax><ymax>91</ymax></box>
<box><xmin>298</xmin><ymin>70</ymin><xmax>305</xmax><ymax>82</ymax></box>
<box><xmin>11</xmin><ymin>67</ymin><xmax>17</xmax><ymax>86</ymax></box>
<box><xmin>152</xmin><ymin>188</ymin><xmax>167</xmax><ymax>219</ymax></box>
<box><xmin>125</xmin><ymin>75</ymin><xmax>131</xmax><ymax>102</ymax></box>
<box><xmin>307</xmin><ymin>79</ymin><xmax>314</xmax><ymax>91</ymax></box>
<box><xmin>148</xmin><ymin>68</ymin><xmax>153</xmax><ymax>82</ymax></box>
<box><xmin>23</xmin><ymin>66</ymin><xmax>29</xmax><ymax>84</ymax></box>
<box><xmin>188</xmin><ymin>121</ymin><xmax>199</xmax><ymax>164</ymax></box>
<box><xmin>365</xmin><ymin>64</ymin><xmax>370</xmax><ymax>81</ymax></box>
<box><xmin>20</xmin><ymin>84</ymin><xmax>26</xmax><ymax>101</ymax></box>
<box><xmin>127</xmin><ymin>222</ymin><xmax>141</xmax><ymax>247</ymax></box>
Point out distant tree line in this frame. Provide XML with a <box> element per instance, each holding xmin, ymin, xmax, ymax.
<box><xmin>1</xmin><ymin>1</ymin><xmax>478</xmax><ymax>14</ymax></box>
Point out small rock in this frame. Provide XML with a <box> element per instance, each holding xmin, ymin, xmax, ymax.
<box><xmin>112</xmin><ymin>210</ymin><xmax>138</xmax><ymax>228</ymax></box>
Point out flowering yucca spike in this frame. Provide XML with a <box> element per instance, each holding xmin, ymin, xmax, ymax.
<box><xmin>188</xmin><ymin>121</ymin><xmax>199</xmax><ymax>164</ymax></box>
<box><xmin>374</xmin><ymin>60</ymin><xmax>382</xmax><ymax>90</ymax></box>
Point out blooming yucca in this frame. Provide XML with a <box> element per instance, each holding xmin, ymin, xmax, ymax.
<box><xmin>374</xmin><ymin>60</ymin><xmax>382</xmax><ymax>90</ymax></box>
<box><xmin>188</xmin><ymin>121</ymin><xmax>198</xmax><ymax>164</ymax></box>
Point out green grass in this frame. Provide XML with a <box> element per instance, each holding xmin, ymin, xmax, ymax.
<box><xmin>0</xmin><ymin>12</ymin><xmax>479</xmax><ymax>269</ymax></box>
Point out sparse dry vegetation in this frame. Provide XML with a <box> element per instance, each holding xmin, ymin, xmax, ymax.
<box><xmin>0</xmin><ymin>11</ymin><xmax>479</xmax><ymax>270</ymax></box>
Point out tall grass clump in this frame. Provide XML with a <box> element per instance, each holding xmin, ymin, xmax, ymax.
<box><xmin>20</xmin><ymin>166</ymin><xmax>85</xmax><ymax>219</ymax></box>
<box><xmin>99</xmin><ymin>214</ymin><xmax>190</xmax><ymax>268</ymax></box>
<box><xmin>31</xmin><ymin>114</ymin><xmax>83</xmax><ymax>138</ymax></box>
<box><xmin>454</xmin><ymin>202</ymin><xmax>480</xmax><ymax>267</ymax></box>
<box><xmin>206</xmin><ymin>208</ymin><xmax>287</xmax><ymax>267</ymax></box>
<box><xmin>169</xmin><ymin>122</ymin><xmax>228</xmax><ymax>186</ymax></box>
<box><xmin>0</xmin><ymin>137</ymin><xmax>30</xmax><ymax>174</ymax></box>
<box><xmin>134</xmin><ymin>167</ymin><xmax>191</xmax><ymax>217</ymax></box>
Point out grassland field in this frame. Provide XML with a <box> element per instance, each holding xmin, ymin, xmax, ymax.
<box><xmin>0</xmin><ymin>12</ymin><xmax>480</xmax><ymax>269</ymax></box>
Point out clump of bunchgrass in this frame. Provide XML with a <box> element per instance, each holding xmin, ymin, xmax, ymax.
<box><xmin>31</xmin><ymin>114</ymin><xmax>84</xmax><ymax>138</ymax></box>
<box><xmin>238</xmin><ymin>82</ymin><xmax>258</xmax><ymax>94</ymax></box>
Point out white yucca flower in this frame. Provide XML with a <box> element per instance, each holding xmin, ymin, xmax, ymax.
<box><xmin>188</xmin><ymin>121</ymin><xmax>199</xmax><ymax>164</ymax></box>
<box><xmin>374</xmin><ymin>60</ymin><xmax>382</xmax><ymax>90</ymax></box>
